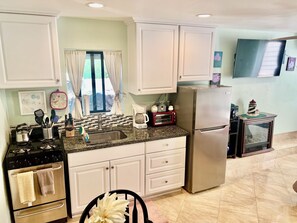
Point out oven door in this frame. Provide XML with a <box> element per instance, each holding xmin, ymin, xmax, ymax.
<box><xmin>8</xmin><ymin>161</ymin><xmax>66</xmax><ymax>210</ymax></box>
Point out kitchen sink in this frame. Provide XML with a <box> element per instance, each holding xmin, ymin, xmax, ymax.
<box><xmin>87</xmin><ymin>130</ymin><xmax>127</xmax><ymax>144</ymax></box>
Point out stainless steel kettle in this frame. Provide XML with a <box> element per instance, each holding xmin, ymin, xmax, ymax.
<box><xmin>16</xmin><ymin>123</ymin><xmax>32</xmax><ymax>143</ymax></box>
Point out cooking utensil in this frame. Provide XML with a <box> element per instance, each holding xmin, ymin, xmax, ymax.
<box><xmin>45</xmin><ymin>117</ymin><xmax>50</xmax><ymax>128</ymax></box>
<box><xmin>34</xmin><ymin>109</ymin><xmax>45</xmax><ymax>127</ymax></box>
<box><xmin>50</xmin><ymin>109</ymin><xmax>55</xmax><ymax>122</ymax></box>
<box><xmin>16</xmin><ymin>123</ymin><xmax>32</xmax><ymax>143</ymax></box>
<box><xmin>50</xmin><ymin>109</ymin><xmax>59</xmax><ymax>124</ymax></box>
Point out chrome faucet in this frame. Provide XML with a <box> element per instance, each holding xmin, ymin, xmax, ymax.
<box><xmin>98</xmin><ymin>114</ymin><xmax>103</xmax><ymax>130</ymax></box>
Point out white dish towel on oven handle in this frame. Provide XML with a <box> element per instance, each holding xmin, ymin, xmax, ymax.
<box><xmin>36</xmin><ymin>168</ymin><xmax>55</xmax><ymax>196</ymax></box>
<box><xmin>17</xmin><ymin>171</ymin><xmax>36</xmax><ymax>206</ymax></box>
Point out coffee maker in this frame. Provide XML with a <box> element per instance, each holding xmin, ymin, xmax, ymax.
<box><xmin>132</xmin><ymin>104</ymin><xmax>149</xmax><ymax>129</ymax></box>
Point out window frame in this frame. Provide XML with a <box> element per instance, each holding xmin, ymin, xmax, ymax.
<box><xmin>84</xmin><ymin>51</ymin><xmax>109</xmax><ymax>113</ymax></box>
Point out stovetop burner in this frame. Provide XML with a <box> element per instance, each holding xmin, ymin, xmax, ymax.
<box><xmin>11</xmin><ymin>147</ymin><xmax>32</xmax><ymax>154</ymax></box>
<box><xmin>39</xmin><ymin>139</ymin><xmax>57</xmax><ymax>150</ymax></box>
<box><xmin>16</xmin><ymin>141</ymin><xmax>32</xmax><ymax>147</ymax></box>
<box><xmin>11</xmin><ymin>141</ymin><xmax>34</xmax><ymax>154</ymax></box>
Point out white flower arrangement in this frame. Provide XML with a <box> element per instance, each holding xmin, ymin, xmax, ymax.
<box><xmin>87</xmin><ymin>192</ymin><xmax>129</xmax><ymax>223</ymax></box>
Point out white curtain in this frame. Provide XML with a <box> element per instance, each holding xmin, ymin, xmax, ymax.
<box><xmin>65</xmin><ymin>50</ymin><xmax>86</xmax><ymax>119</ymax></box>
<box><xmin>103</xmin><ymin>51</ymin><xmax>123</xmax><ymax>114</ymax></box>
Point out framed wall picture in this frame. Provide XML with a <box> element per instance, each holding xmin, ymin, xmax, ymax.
<box><xmin>214</xmin><ymin>51</ymin><xmax>223</xmax><ymax>68</ymax></box>
<box><xmin>18</xmin><ymin>91</ymin><xmax>47</xmax><ymax>115</ymax></box>
<box><xmin>209</xmin><ymin>73</ymin><xmax>221</xmax><ymax>86</ymax></box>
<box><xmin>286</xmin><ymin>57</ymin><xmax>296</xmax><ymax>71</ymax></box>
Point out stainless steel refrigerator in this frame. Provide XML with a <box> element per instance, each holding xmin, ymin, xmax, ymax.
<box><xmin>175</xmin><ymin>85</ymin><xmax>231</xmax><ymax>193</ymax></box>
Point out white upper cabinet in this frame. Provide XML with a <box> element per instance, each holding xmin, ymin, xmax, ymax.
<box><xmin>127</xmin><ymin>22</ymin><xmax>178</xmax><ymax>95</ymax></box>
<box><xmin>0</xmin><ymin>13</ymin><xmax>61</xmax><ymax>89</ymax></box>
<box><xmin>178</xmin><ymin>26</ymin><xmax>215</xmax><ymax>82</ymax></box>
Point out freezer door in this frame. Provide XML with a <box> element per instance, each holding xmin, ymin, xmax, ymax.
<box><xmin>189</xmin><ymin>126</ymin><xmax>229</xmax><ymax>193</ymax></box>
<box><xmin>194</xmin><ymin>87</ymin><xmax>231</xmax><ymax>129</ymax></box>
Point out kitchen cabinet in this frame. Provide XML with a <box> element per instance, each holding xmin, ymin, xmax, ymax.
<box><xmin>67</xmin><ymin>143</ymin><xmax>145</xmax><ymax>216</ymax></box>
<box><xmin>145</xmin><ymin>137</ymin><xmax>186</xmax><ymax>195</ymax></box>
<box><xmin>178</xmin><ymin>26</ymin><xmax>215</xmax><ymax>82</ymax></box>
<box><xmin>68</xmin><ymin>162</ymin><xmax>110</xmax><ymax>215</ymax></box>
<box><xmin>127</xmin><ymin>21</ymin><xmax>215</xmax><ymax>94</ymax></box>
<box><xmin>66</xmin><ymin>136</ymin><xmax>186</xmax><ymax>215</ymax></box>
<box><xmin>127</xmin><ymin>22</ymin><xmax>178</xmax><ymax>95</ymax></box>
<box><xmin>0</xmin><ymin>13</ymin><xmax>61</xmax><ymax>89</ymax></box>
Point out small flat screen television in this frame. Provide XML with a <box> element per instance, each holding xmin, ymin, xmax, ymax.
<box><xmin>233</xmin><ymin>39</ymin><xmax>286</xmax><ymax>78</ymax></box>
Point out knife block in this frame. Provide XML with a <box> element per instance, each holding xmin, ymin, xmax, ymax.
<box><xmin>65</xmin><ymin>126</ymin><xmax>75</xmax><ymax>138</ymax></box>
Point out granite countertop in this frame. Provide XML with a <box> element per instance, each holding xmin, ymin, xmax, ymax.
<box><xmin>62</xmin><ymin>125</ymin><xmax>189</xmax><ymax>153</ymax></box>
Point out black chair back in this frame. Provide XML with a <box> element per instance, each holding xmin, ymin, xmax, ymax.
<box><xmin>79</xmin><ymin>189</ymin><xmax>153</xmax><ymax>223</ymax></box>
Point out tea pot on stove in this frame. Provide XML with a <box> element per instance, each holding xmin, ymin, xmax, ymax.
<box><xmin>16</xmin><ymin>123</ymin><xmax>32</xmax><ymax>143</ymax></box>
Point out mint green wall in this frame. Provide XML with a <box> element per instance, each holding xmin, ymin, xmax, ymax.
<box><xmin>3</xmin><ymin>17</ymin><xmax>297</xmax><ymax>134</ymax></box>
<box><xmin>213</xmin><ymin>28</ymin><xmax>297</xmax><ymax>134</ymax></box>
<box><xmin>57</xmin><ymin>17</ymin><xmax>159</xmax><ymax>115</ymax></box>
<box><xmin>0</xmin><ymin>90</ymin><xmax>11</xmax><ymax>223</ymax></box>
<box><xmin>4</xmin><ymin>17</ymin><xmax>158</xmax><ymax>126</ymax></box>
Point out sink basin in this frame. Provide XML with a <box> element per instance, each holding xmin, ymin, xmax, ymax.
<box><xmin>88</xmin><ymin>130</ymin><xmax>127</xmax><ymax>144</ymax></box>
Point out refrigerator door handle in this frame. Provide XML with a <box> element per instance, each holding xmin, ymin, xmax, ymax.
<box><xmin>198</xmin><ymin>125</ymin><xmax>228</xmax><ymax>133</ymax></box>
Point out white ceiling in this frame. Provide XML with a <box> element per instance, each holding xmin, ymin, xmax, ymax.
<box><xmin>1</xmin><ymin>0</ymin><xmax>297</xmax><ymax>33</ymax></box>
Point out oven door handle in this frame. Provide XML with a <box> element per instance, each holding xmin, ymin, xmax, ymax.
<box><xmin>12</xmin><ymin>164</ymin><xmax>62</xmax><ymax>177</ymax></box>
<box><xmin>15</xmin><ymin>202</ymin><xmax>64</xmax><ymax>218</ymax></box>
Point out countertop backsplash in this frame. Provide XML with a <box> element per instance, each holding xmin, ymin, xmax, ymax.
<box><xmin>10</xmin><ymin>114</ymin><xmax>133</xmax><ymax>135</ymax></box>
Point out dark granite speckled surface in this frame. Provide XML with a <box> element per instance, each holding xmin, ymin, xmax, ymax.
<box><xmin>63</xmin><ymin>125</ymin><xmax>189</xmax><ymax>153</ymax></box>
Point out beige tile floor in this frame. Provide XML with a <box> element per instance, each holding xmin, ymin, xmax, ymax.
<box><xmin>68</xmin><ymin>134</ymin><xmax>297</xmax><ymax>223</ymax></box>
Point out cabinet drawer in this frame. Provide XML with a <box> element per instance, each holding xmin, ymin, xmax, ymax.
<box><xmin>68</xmin><ymin>143</ymin><xmax>145</xmax><ymax>167</ymax></box>
<box><xmin>145</xmin><ymin>169</ymin><xmax>185</xmax><ymax>195</ymax></box>
<box><xmin>146</xmin><ymin>136</ymin><xmax>186</xmax><ymax>153</ymax></box>
<box><xmin>146</xmin><ymin>148</ymin><xmax>185</xmax><ymax>174</ymax></box>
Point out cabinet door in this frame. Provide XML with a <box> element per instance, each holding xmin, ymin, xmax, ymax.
<box><xmin>178</xmin><ymin>26</ymin><xmax>214</xmax><ymax>82</ymax></box>
<box><xmin>69</xmin><ymin>162</ymin><xmax>110</xmax><ymax>215</ymax></box>
<box><xmin>136</xmin><ymin>23</ymin><xmax>178</xmax><ymax>94</ymax></box>
<box><xmin>0</xmin><ymin>13</ymin><xmax>61</xmax><ymax>89</ymax></box>
<box><xmin>110</xmin><ymin>155</ymin><xmax>145</xmax><ymax>196</ymax></box>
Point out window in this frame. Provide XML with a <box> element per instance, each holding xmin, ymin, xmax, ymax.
<box><xmin>67</xmin><ymin>51</ymin><xmax>115</xmax><ymax>113</ymax></box>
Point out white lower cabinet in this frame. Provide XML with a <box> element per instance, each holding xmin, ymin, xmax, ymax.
<box><xmin>69</xmin><ymin>162</ymin><xmax>110</xmax><ymax>215</ymax></box>
<box><xmin>145</xmin><ymin>136</ymin><xmax>186</xmax><ymax>196</ymax></box>
<box><xmin>67</xmin><ymin>137</ymin><xmax>186</xmax><ymax>215</ymax></box>
<box><xmin>110</xmin><ymin>155</ymin><xmax>145</xmax><ymax>195</ymax></box>
<box><xmin>68</xmin><ymin>143</ymin><xmax>145</xmax><ymax>215</ymax></box>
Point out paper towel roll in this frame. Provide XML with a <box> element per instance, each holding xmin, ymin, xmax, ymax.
<box><xmin>83</xmin><ymin>95</ymin><xmax>90</xmax><ymax>116</ymax></box>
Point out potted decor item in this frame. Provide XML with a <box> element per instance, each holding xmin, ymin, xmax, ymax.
<box><xmin>87</xmin><ymin>192</ymin><xmax>129</xmax><ymax>223</ymax></box>
<box><xmin>247</xmin><ymin>99</ymin><xmax>259</xmax><ymax>116</ymax></box>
